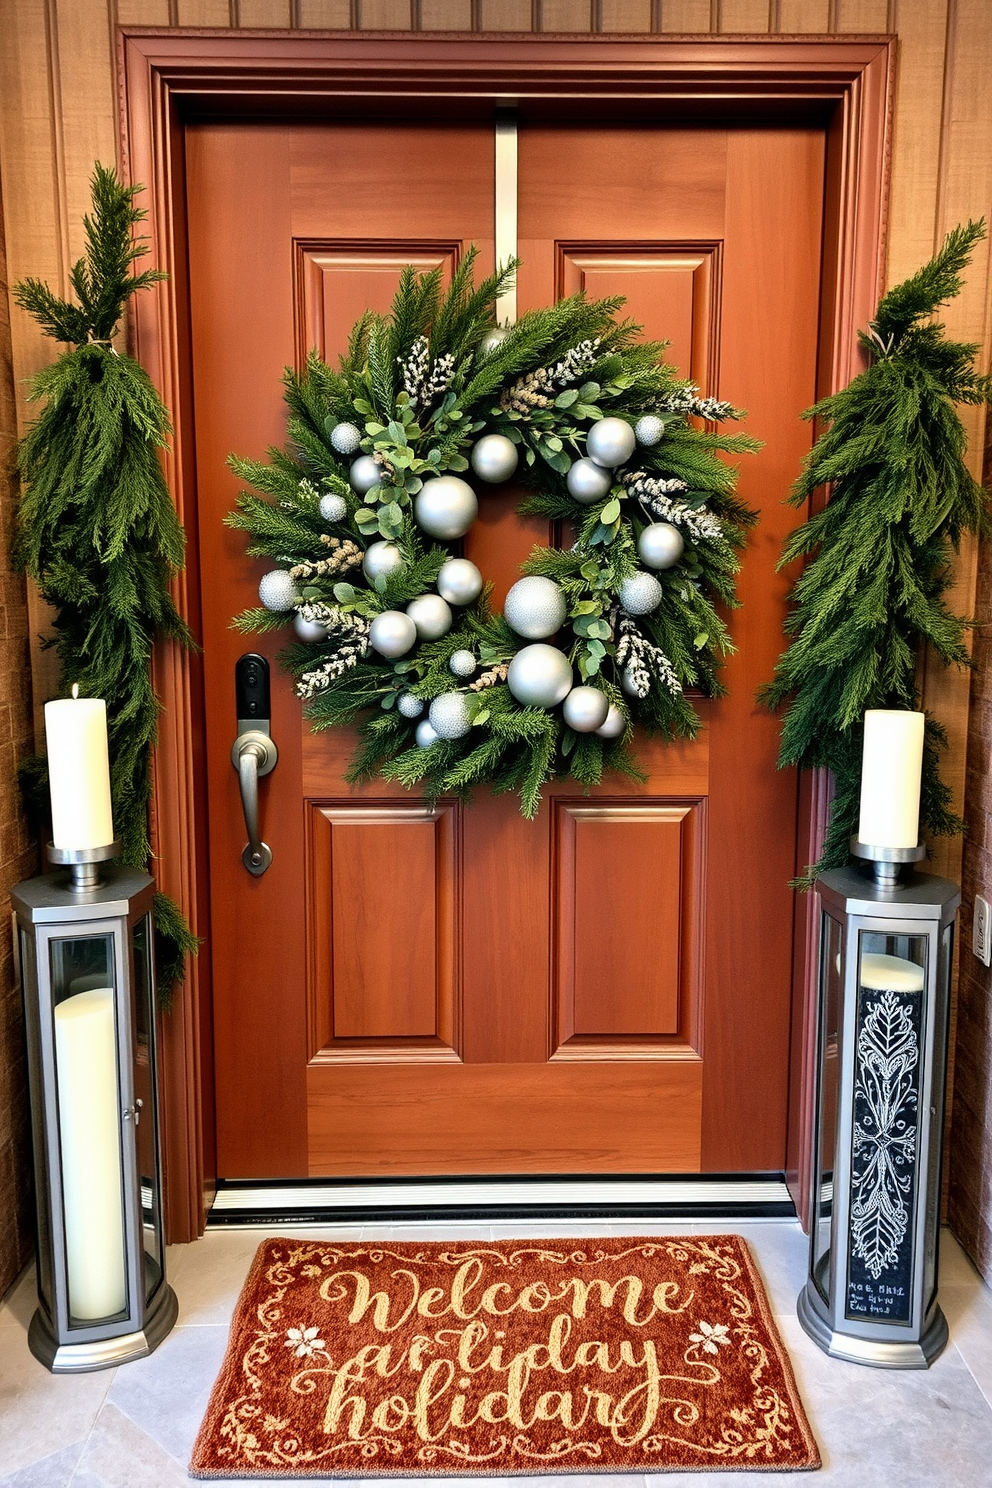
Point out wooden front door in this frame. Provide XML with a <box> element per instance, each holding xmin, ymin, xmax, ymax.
<box><xmin>185</xmin><ymin>111</ymin><xmax>823</xmax><ymax>1180</ymax></box>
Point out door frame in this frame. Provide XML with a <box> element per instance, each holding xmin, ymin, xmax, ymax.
<box><xmin>117</xmin><ymin>26</ymin><xmax>894</xmax><ymax>1243</ymax></box>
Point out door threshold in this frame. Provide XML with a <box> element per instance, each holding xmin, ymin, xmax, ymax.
<box><xmin>207</xmin><ymin>1173</ymin><xmax>796</xmax><ymax>1227</ymax></box>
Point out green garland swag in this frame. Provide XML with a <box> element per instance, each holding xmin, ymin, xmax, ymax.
<box><xmin>14</xmin><ymin>163</ymin><xmax>199</xmax><ymax>1004</ymax></box>
<box><xmin>762</xmin><ymin>221</ymin><xmax>992</xmax><ymax>881</ymax></box>
<box><xmin>230</xmin><ymin>252</ymin><xmax>758</xmax><ymax>817</ymax></box>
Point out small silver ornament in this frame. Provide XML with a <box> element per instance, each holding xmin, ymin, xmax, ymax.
<box><xmin>449</xmin><ymin>649</ymin><xmax>477</xmax><ymax>678</ymax></box>
<box><xmin>415</xmin><ymin>476</ymin><xmax>478</xmax><ymax>540</ymax></box>
<box><xmin>406</xmin><ymin>593</ymin><xmax>453</xmax><ymax>641</ymax></box>
<box><xmin>507</xmin><ymin>643</ymin><xmax>573</xmax><ymax>709</ymax></box>
<box><xmin>503</xmin><ymin>576</ymin><xmax>567</xmax><ymax>639</ymax></box>
<box><xmin>293</xmin><ymin>613</ymin><xmax>328</xmax><ymax>643</ymax></box>
<box><xmin>398</xmin><ymin>692</ymin><xmax>425</xmax><ymax>719</ymax></box>
<box><xmin>436</xmin><ymin>557</ymin><xmax>484</xmax><ymax>606</ymax></box>
<box><xmin>562</xmin><ymin>685</ymin><xmax>610</xmax><ymax>733</ymax></box>
<box><xmin>362</xmin><ymin>541</ymin><xmax>404</xmax><ymax>581</ymax></box>
<box><xmin>318</xmin><ymin>491</ymin><xmax>348</xmax><ymax>524</ymax></box>
<box><xmin>369</xmin><ymin>609</ymin><xmax>417</xmax><ymax>658</ymax></box>
<box><xmin>566</xmin><ymin>457</ymin><xmax>613</xmax><ymax>505</ymax></box>
<box><xmin>638</xmin><ymin>522</ymin><xmax>685</xmax><ymax>570</ymax></box>
<box><xmin>621</xmin><ymin>667</ymin><xmax>641</xmax><ymax>698</ymax></box>
<box><xmin>479</xmin><ymin>326</ymin><xmax>509</xmax><ymax>356</ymax></box>
<box><xmin>470</xmin><ymin>433</ymin><xmax>518</xmax><ymax>484</ymax></box>
<box><xmin>415</xmin><ymin>718</ymin><xmax>439</xmax><ymax>748</ymax></box>
<box><xmin>619</xmin><ymin>571</ymin><xmax>663</xmax><ymax>615</ymax></box>
<box><xmin>586</xmin><ymin>417</ymin><xmax>636</xmax><ymax>469</ymax></box>
<box><xmin>330</xmin><ymin>422</ymin><xmax>362</xmax><ymax>456</ymax></box>
<box><xmin>350</xmin><ymin>454</ymin><xmax>383</xmax><ymax>495</ymax></box>
<box><xmin>596</xmin><ymin>703</ymin><xmax>627</xmax><ymax>738</ymax></box>
<box><xmin>428</xmin><ymin>692</ymin><xmax>472</xmax><ymax>740</ymax></box>
<box><xmin>635</xmin><ymin>414</ymin><xmax>665</xmax><ymax>447</ymax></box>
<box><xmin>258</xmin><ymin>569</ymin><xmax>299</xmax><ymax>611</ymax></box>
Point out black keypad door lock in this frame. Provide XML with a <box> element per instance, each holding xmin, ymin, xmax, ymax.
<box><xmin>231</xmin><ymin>654</ymin><xmax>277</xmax><ymax>876</ymax></box>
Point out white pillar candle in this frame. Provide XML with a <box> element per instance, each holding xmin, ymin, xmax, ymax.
<box><xmin>857</xmin><ymin>709</ymin><xmax>925</xmax><ymax>850</ymax></box>
<box><xmin>44</xmin><ymin>689</ymin><xmax>114</xmax><ymax>850</ymax></box>
<box><xmin>54</xmin><ymin>987</ymin><xmax>127</xmax><ymax>1320</ymax></box>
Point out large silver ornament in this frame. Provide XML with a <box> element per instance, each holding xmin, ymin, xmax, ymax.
<box><xmin>562</xmin><ymin>685</ymin><xmax>610</xmax><ymax>733</ymax></box>
<box><xmin>293</xmin><ymin>613</ymin><xmax>328</xmax><ymax>643</ymax></box>
<box><xmin>369</xmin><ymin>609</ymin><xmax>417</xmax><ymax>658</ymax></box>
<box><xmin>258</xmin><ymin>569</ymin><xmax>299</xmax><ymax>611</ymax></box>
<box><xmin>436</xmin><ymin>557</ymin><xmax>483</xmax><ymax>606</ymax></box>
<box><xmin>319</xmin><ymin>491</ymin><xmax>348</xmax><ymax>524</ymax></box>
<box><xmin>362</xmin><ymin>541</ymin><xmax>404</xmax><ymax>581</ymax></box>
<box><xmin>503</xmin><ymin>576</ymin><xmax>567</xmax><ymax>639</ymax></box>
<box><xmin>415</xmin><ymin>476</ymin><xmax>478</xmax><ymax>539</ymax></box>
<box><xmin>586</xmin><ymin>416</ymin><xmax>636</xmax><ymax>469</ymax></box>
<box><xmin>619</xmin><ymin>571</ymin><xmax>663</xmax><ymax>615</ymax></box>
<box><xmin>415</xmin><ymin>719</ymin><xmax>439</xmax><ymax>748</ymax></box>
<box><xmin>507</xmin><ymin>644</ymin><xmax>573</xmax><ymax>708</ymax></box>
<box><xmin>398</xmin><ymin>692</ymin><xmax>424</xmax><ymax>719</ymax></box>
<box><xmin>635</xmin><ymin>414</ymin><xmax>665</xmax><ymax>447</ymax></box>
<box><xmin>428</xmin><ymin>692</ymin><xmax>472</xmax><ymax>740</ymax></box>
<box><xmin>406</xmin><ymin>593</ymin><xmax>453</xmax><ymax>640</ymax></box>
<box><xmin>566</xmin><ymin>457</ymin><xmax>613</xmax><ymax>505</ymax></box>
<box><xmin>470</xmin><ymin>433</ymin><xmax>518</xmax><ymax>484</ymax></box>
<box><xmin>596</xmin><ymin>703</ymin><xmax>627</xmax><ymax>738</ymax></box>
<box><xmin>479</xmin><ymin>326</ymin><xmax>509</xmax><ymax>355</ymax></box>
<box><xmin>350</xmin><ymin>455</ymin><xmax>383</xmax><ymax>495</ymax></box>
<box><xmin>449</xmin><ymin>649</ymin><xmax>477</xmax><ymax>678</ymax></box>
<box><xmin>330</xmin><ymin>421</ymin><xmax>361</xmax><ymax>455</ymax></box>
<box><xmin>638</xmin><ymin>522</ymin><xmax>685</xmax><ymax>570</ymax></box>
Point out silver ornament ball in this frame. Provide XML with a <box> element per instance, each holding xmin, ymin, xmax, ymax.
<box><xmin>586</xmin><ymin>416</ymin><xmax>636</xmax><ymax>469</ymax></box>
<box><xmin>503</xmin><ymin>576</ymin><xmax>567</xmax><ymax>639</ymax></box>
<box><xmin>449</xmin><ymin>649</ymin><xmax>477</xmax><ymax>678</ymax></box>
<box><xmin>470</xmin><ymin>433</ymin><xmax>518</xmax><ymax>484</ymax></box>
<box><xmin>415</xmin><ymin>719</ymin><xmax>439</xmax><ymax>748</ymax></box>
<box><xmin>330</xmin><ymin>421</ymin><xmax>362</xmax><ymax>456</ymax></box>
<box><xmin>619</xmin><ymin>571</ymin><xmax>663</xmax><ymax>615</ymax></box>
<box><xmin>566</xmin><ymin>457</ymin><xmax>613</xmax><ymax>505</ymax></box>
<box><xmin>562</xmin><ymin>685</ymin><xmax>610</xmax><ymax>733</ymax></box>
<box><xmin>350</xmin><ymin>454</ymin><xmax>383</xmax><ymax>495</ymax></box>
<box><xmin>369</xmin><ymin>609</ymin><xmax>417</xmax><ymax>658</ymax></box>
<box><xmin>398</xmin><ymin>692</ymin><xmax>425</xmax><ymax>719</ymax></box>
<box><xmin>596</xmin><ymin>703</ymin><xmax>627</xmax><ymax>739</ymax></box>
<box><xmin>507</xmin><ymin>644</ymin><xmax>573</xmax><ymax>709</ymax></box>
<box><xmin>621</xmin><ymin>667</ymin><xmax>641</xmax><ymax>698</ymax></box>
<box><xmin>362</xmin><ymin>541</ymin><xmax>404</xmax><ymax>581</ymax></box>
<box><xmin>415</xmin><ymin>476</ymin><xmax>478</xmax><ymax>540</ymax></box>
<box><xmin>638</xmin><ymin>522</ymin><xmax>685</xmax><ymax>570</ymax></box>
<box><xmin>258</xmin><ymin>569</ymin><xmax>299</xmax><ymax>611</ymax></box>
<box><xmin>318</xmin><ymin>491</ymin><xmax>348</xmax><ymax>524</ymax></box>
<box><xmin>479</xmin><ymin>326</ymin><xmax>509</xmax><ymax>356</ymax></box>
<box><xmin>293</xmin><ymin>613</ymin><xmax>328</xmax><ymax>643</ymax></box>
<box><xmin>406</xmin><ymin>593</ymin><xmax>453</xmax><ymax>641</ymax></box>
<box><xmin>635</xmin><ymin>414</ymin><xmax>665</xmax><ymax>447</ymax></box>
<box><xmin>428</xmin><ymin>692</ymin><xmax>473</xmax><ymax>740</ymax></box>
<box><xmin>436</xmin><ymin>557</ymin><xmax>484</xmax><ymax>606</ymax></box>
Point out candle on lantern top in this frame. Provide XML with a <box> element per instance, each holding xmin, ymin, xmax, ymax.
<box><xmin>44</xmin><ymin>686</ymin><xmax>115</xmax><ymax>851</ymax></box>
<box><xmin>857</xmin><ymin>709</ymin><xmax>925</xmax><ymax>850</ymax></box>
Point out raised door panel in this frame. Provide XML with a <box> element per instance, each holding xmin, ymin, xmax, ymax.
<box><xmin>295</xmin><ymin>243</ymin><xmax>459</xmax><ymax>366</ymax></box>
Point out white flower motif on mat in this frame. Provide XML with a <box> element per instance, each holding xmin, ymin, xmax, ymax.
<box><xmin>688</xmin><ymin>1321</ymin><xmax>731</xmax><ymax>1354</ymax></box>
<box><xmin>284</xmin><ymin>1326</ymin><xmax>326</xmax><ymax>1358</ymax></box>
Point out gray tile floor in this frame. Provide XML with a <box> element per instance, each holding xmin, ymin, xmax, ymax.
<box><xmin>1</xmin><ymin>1220</ymin><xmax>991</xmax><ymax>1485</ymax></box>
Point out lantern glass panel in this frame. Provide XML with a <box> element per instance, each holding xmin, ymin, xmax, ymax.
<box><xmin>131</xmin><ymin>913</ymin><xmax>163</xmax><ymax>1301</ymax></box>
<box><xmin>812</xmin><ymin>911</ymin><xmax>844</xmax><ymax>1302</ymax></box>
<box><xmin>19</xmin><ymin>927</ymin><xmax>54</xmax><ymax>1321</ymax></box>
<box><xmin>49</xmin><ymin>933</ymin><xmax>129</xmax><ymax>1327</ymax></box>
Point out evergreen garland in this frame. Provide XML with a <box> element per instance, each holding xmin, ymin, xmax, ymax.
<box><xmin>14</xmin><ymin>163</ymin><xmax>199</xmax><ymax>1003</ymax></box>
<box><xmin>231</xmin><ymin>252</ymin><xmax>757</xmax><ymax>816</ymax></box>
<box><xmin>762</xmin><ymin>222</ymin><xmax>992</xmax><ymax>880</ymax></box>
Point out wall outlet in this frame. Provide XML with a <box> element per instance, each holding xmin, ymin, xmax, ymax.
<box><xmin>974</xmin><ymin>895</ymin><xmax>992</xmax><ymax>967</ymax></box>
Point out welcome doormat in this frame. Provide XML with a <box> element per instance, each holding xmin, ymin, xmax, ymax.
<box><xmin>190</xmin><ymin>1236</ymin><xmax>820</xmax><ymax>1477</ymax></box>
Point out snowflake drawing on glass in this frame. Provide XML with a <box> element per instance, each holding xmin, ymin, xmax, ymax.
<box><xmin>850</xmin><ymin>989</ymin><xmax>920</xmax><ymax>1281</ymax></box>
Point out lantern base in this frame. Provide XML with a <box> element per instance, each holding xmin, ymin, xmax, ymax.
<box><xmin>27</xmin><ymin>1281</ymin><xmax>178</xmax><ymax>1373</ymax></box>
<box><xmin>797</xmin><ymin>1280</ymin><xmax>948</xmax><ymax>1369</ymax></box>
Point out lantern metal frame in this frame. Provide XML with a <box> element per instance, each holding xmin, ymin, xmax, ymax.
<box><xmin>798</xmin><ymin>860</ymin><xmax>959</xmax><ymax>1369</ymax></box>
<box><xmin>12</xmin><ymin>862</ymin><xmax>178</xmax><ymax>1372</ymax></box>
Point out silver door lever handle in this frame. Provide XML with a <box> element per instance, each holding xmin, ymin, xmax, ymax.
<box><xmin>231</xmin><ymin>730</ymin><xmax>278</xmax><ymax>876</ymax></box>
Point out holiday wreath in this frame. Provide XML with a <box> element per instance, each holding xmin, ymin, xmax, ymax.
<box><xmin>230</xmin><ymin>253</ymin><xmax>758</xmax><ymax>815</ymax></box>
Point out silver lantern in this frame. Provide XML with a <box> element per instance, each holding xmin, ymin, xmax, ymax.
<box><xmin>12</xmin><ymin>858</ymin><xmax>178</xmax><ymax>1371</ymax></box>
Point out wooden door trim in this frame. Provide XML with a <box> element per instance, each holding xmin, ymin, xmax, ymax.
<box><xmin>117</xmin><ymin>28</ymin><xmax>893</xmax><ymax>1241</ymax></box>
